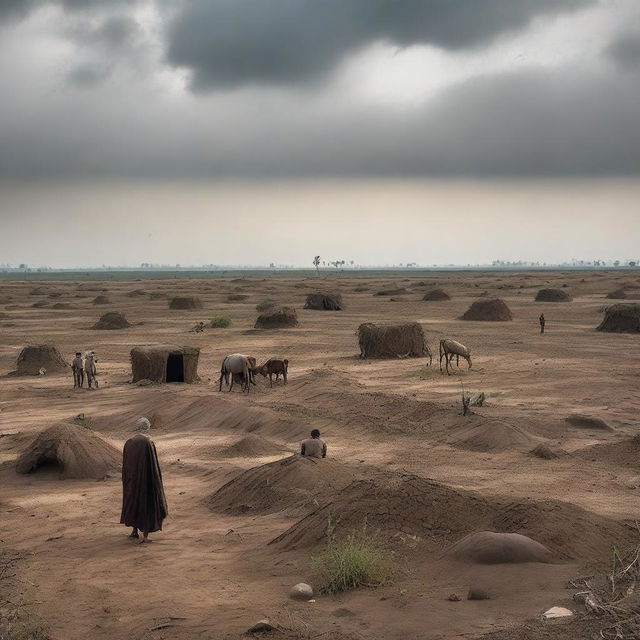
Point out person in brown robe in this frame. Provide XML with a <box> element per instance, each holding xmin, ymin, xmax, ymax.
<box><xmin>120</xmin><ymin>417</ymin><xmax>168</xmax><ymax>543</ymax></box>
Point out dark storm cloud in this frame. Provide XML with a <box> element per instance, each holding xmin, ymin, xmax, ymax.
<box><xmin>67</xmin><ymin>15</ymin><xmax>141</xmax><ymax>49</ymax></box>
<box><xmin>167</xmin><ymin>0</ymin><xmax>594</xmax><ymax>90</ymax></box>
<box><xmin>607</xmin><ymin>26</ymin><xmax>640</xmax><ymax>71</ymax></box>
<box><xmin>0</xmin><ymin>0</ymin><xmax>133</xmax><ymax>22</ymax></box>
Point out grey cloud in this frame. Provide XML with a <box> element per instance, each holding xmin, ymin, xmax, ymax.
<box><xmin>167</xmin><ymin>0</ymin><xmax>594</xmax><ymax>90</ymax></box>
<box><xmin>67</xmin><ymin>63</ymin><xmax>111</xmax><ymax>86</ymax></box>
<box><xmin>607</xmin><ymin>26</ymin><xmax>640</xmax><ymax>71</ymax></box>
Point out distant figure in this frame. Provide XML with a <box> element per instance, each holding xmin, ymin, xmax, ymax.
<box><xmin>72</xmin><ymin>352</ymin><xmax>84</xmax><ymax>388</ymax></box>
<box><xmin>120</xmin><ymin>417</ymin><xmax>168</xmax><ymax>544</ymax></box>
<box><xmin>85</xmin><ymin>351</ymin><xmax>98</xmax><ymax>389</ymax></box>
<box><xmin>190</xmin><ymin>321</ymin><xmax>205</xmax><ymax>333</ymax></box>
<box><xmin>301</xmin><ymin>429</ymin><xmax>327</xmax><ymax>458</ymax></box>
<box><xmin>539</xmin><ymin>313</ymin><xmax>546</xmax><ymax>334</ymax></box>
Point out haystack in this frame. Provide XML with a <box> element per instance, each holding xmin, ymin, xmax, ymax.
<box><xmin>461</xmin><ymin>299</ymin><xmax>513</xmax><ymax>321</ymax></box>
<box><xmin>169</xmin><ymin>297</ymin><xmax>202</xmax><ymax>310</ymax></box>
<box><xmin>92</xmin><ymin>295</ymin><xmax>111</xmax><ymax>305</ymax></box>
<box><xmin>15</xmin><ymin>423</ymin><xmax>120</xmax><ymax>479</ymax></box>
<box><xmin>256</xmin><ymin>299</ymin><xmax>278</xmax><ymax>312</ymax></box>
<box><xmin>358</xmin><ymin>322</ymin><xmax>429</xmax><ymax>359</ymax></box>
<box><xmin>255</xmin><ymin>306</ymin><xmax>299</xmax><ymax>329</ymax></box>
<box><xmin>130</xmin><ymin>345</ymin><xmax>200</xmax><ymax>383</ymax></box>
<box><xmin>597</xmin><ymin>303</ymin><xmax>640</xmax><ymax>333</ymax></box>
<box><xmin>93</xmin><ymin>311</ymin><xmax>130</xmax><ymax>329</ymax></box>
<box><xmin>447</xmin><ymin>531</ymin><xmax>553</xmax><ymax>564</ymax></box>
<box><xmin>606</xmin><ymin>288</ymin><xmax>627</xmax><ymax>300</ymax></box>
<box><xmin>14</xmin><ymin>345</ymin><xmax>68</xmax><ymax>375</ymax></box>
<box><xmin>535</xmin><ymin>288</ymin><xmax>572</xmax><ymax>302</ymax></box>
<box><xmin>422</xmin><ymin>288</ymin><xmax>450</xmax><ymax>301</ymax></box>
<box><xmin>304</xmin><ymin>292</ymin><xmax>343</xmax><ymax>310</ymax></box>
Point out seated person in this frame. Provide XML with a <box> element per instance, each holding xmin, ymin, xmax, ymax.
<box><xmin>300</xmin><ymin>429</ymin><xmax>327</xmax><ymax>458</ymax></box>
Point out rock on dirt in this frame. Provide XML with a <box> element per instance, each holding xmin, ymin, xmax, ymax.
<box><xmin>247</xmin><ymin>619</ymin><xmax>276</xmax><ymax>633</ymax></box>
<box><xmin>289</xmin><ymin>583</ymin><xmax>314</xmax><ymax>600</ymax></box>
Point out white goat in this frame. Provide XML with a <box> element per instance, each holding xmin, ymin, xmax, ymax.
<box><xmin>439</xmin><ymin>339</ymin><xmax>472</xmax><ymax>375</ymax></box>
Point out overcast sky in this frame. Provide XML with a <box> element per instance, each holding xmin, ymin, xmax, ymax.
<box><xmin>0</xmin><ymin>0</ymin><xmax>639</xmax><ymax>267</ymax></box>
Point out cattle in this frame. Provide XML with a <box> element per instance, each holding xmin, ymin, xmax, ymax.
<box><xmin>257</xmin><ymin>358</ymin><xmax>289</xmax><ymax>387</ymax></box>
<box><xmin>219</xmin><ymin>354</ymin><xmax>256</xmax><ymax>392</ymax></box>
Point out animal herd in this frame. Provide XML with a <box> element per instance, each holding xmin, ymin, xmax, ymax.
<box><xmin>219</xmin><ymin>354</ymin><xmax>289</xmax><ymax>393</ymax></box>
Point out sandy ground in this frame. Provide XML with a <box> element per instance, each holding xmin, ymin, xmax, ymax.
<box><xmin>1</xmin><ymin>271</ymin><xmax>639</xmax><ymax>640</ymax></box>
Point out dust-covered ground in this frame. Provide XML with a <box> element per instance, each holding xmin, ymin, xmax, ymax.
<box><xmin>1</xmin><ymin>271</ymin><xmax>639</xmax><ymax>640</ymax></box>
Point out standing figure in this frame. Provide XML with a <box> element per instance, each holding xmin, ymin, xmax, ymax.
<box><xmin>85</xmin><ymin>351</ymin><xmax>98</xmax><ymax>389</ymax></box>
<box><xmin>300</xmin><ymin>429</ymin><xmax>327</xmax><ymax>458</ymax></box>
<box><xmin>539</xmin><ymin>313</ymin><xmax>546</xmax><ymax>334</ymax></box>
<box><xmin>71</xmin><ymin>352</ymin><xmax>84</xmax><ymax>388</ymax></box>
<box><xmin>120</xmin><ymin>417</ymin><xmax>168</xmax><ymax>544</ymax></box>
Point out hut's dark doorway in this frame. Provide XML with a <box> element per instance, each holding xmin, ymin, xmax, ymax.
<box><xmin>166</xmin><ymin>353</ymin><xmax>184</xmax><ymax>383</ymax></box>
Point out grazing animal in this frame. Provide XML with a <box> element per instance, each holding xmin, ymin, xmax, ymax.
<box><xmin>439</xmin><ymin>340</ymin><xmax>472</xmax><ymax>375</ymax></box>
<box><xmin>219</xmin><ymin>353</ymin><xmax>255</xmax><ymax>392</ymax></box>
<box><xmin>257</xmin><ymin>358</ymin><xmax>289</xmax><ymax>387</ymax></box>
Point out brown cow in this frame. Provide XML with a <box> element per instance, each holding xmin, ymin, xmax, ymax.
<box><xmin>257</xmin><ymin>358</ymin><xmax>288</xmax><ymax>387</ymax></box>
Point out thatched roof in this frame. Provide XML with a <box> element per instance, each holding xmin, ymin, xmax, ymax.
<box><xmin>461</xmin><ymin>299</ymin><xmax>513</xmax><ymax>321</ymax></box>
<box><xmin>422</xmin><ymin>288</ymin><xmax>450</xmax><ymax>301</ymax></box>
<box><xmin>535</xmin><ymin>289</ymin><xmax>572</xmax><ymax>302</ymax></box>
<box><xmin>304</xmin><ymin>292</ymin><xmax>343</xmax><ymax>310</ymax></box>
<box><xmin>169</xmin><ymin>297</ymin><xmax>202</xmax><ymax>310</ymax></box>
<box><xmin>14</xmin><ymin>345</ymin><xmax>68</xmax><ymax>375</ymax></box>
<box><xmin>15</xmin><ymin>423</ymin><xmax>120</xmax><ymax>479</ymax></box>
<box><xmin>130</xmin><ymin>345</ymin><xmax>200</xmax><ymax>383</ymax></box>
<box><xmin>358</xmin><ymin>322</ymin><xmax>429</xmax><ymax>359</ymax></box>
<box><xmin>597</xmin><ymin>303</ymin><xmax>640</xmax><ymax>333</ymax></box>
<box><xmin>93</xmin><ymin>312</ymin><xmax>131</xmax><ymax>330</ymax></box>
<box><xmin>255</xmin><ymin>307</ymin><xmax>299</xmax><ymax>329</ymax></box>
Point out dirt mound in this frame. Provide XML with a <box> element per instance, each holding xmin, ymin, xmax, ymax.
<box><xmin>169</xmin><ymin>297</ymin><xmax>202</xmax><ymax>310</ymax></box>
<box><xmin>575</xmin><ymin>437</ymin><xmax>640</xmax><ymax>468</ymax></box>
<box><xmin>204</xmin><ymin>455</ymin><xmax>355</xmax><ymax>515</ymax></box>
<box><xmin>461</xmin><ymin>299</ymin><xmax>513</xmax><ymax>321</ymax></box>
<box><xmin>15</xmin><ymin>424</ymin><xmax>120</xmax><ymax>479</ymax></box>
<box><xmin>530</xmin><ymin>443</ymin><xmax>562</xmax><ymax>459</ymax></box>
<box><xmin>422</xmin><ymin>288</ymin><xmax>450</xmax><ymax>301</ymax></box>
<box><xmin>374</xmin><ymin>288</ymin><xmax>410</xmax><ymax>296</ymax></box>
<box><xmin>32</xmin><ymin>300</ymin><xmax>49</xmax><ymax>308</ymax></box>
<box><xmin>447</xmin><ymin>531</ymin><xmax>553</xmax><ymax>564</ymax></box>
<box><xmin>447</xmin><ymin>419</ymin><xmax>537</xmax><ymax>452</ymax></box>
<box><xmin>92</xmin><ymin>312</ymin><xmax>131</xmax><ymax>330</ymax></box>
<box><xmin>52</xmin><ymin>303</ymin><xmax>74</xmax><ymax>310</ymax></box>
<box><xmin>565</xmin><ymin>414</ymin><xmax>612</xmax><ymax>430</ymax></box>
<box><xmin>127</xmin><ymin>289</ymin><xmax>146</xmax><ymax>297</ymax></box>
<box><xmin>92</xmin><ymin>295</ymin><xmax>111</xmax><ymax>305</ymax></box>
<box><xmin>597</xmin><ymin>303</ymin><xmax>640</xmax><ymax>333</ymax></box>
<box><xmin>256</xmin><ymin>299</ymin><xmax>278</xmax><ymax>312</ymax></box>
<box><xmin>218</xmin><ymin>434</ymin><xmax>289</xmax><ymax>458</ymax></box>
<box><xmin>535</xmin><ymin>289</ymin><xmax>572</xmax><ymax>302</ymax></box>
<box><xmin>255</xmin><ymin>306</ymin><xmax>299</xmax><ymax>329</ymax></box>
<box><xmin>606</xmin><ymin>288</ymin><xmax>627</xmax><ymax>300</ymax></box>
<box><xmin>14</xmin><ymin>345</ymin><xmax>68</xmax><ymax>375</ymax></box>
<box><xmin>304</xmin><ymin>292</ymin><xmax>343</xmax><ymax>310</ymax></box>
<box><xmin>227</xmin><ymin>294</ymin><xmax>248</xmax><ymax>301</ymax></box>
<box><xmin>358</xmin><ymin>322</ymin><xmax>429</xmax><ymax>359</ymax></box>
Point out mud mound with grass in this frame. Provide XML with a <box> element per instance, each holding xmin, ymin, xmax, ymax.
<box><xmin>255</xmin><ymin>306</ymin><xmax>299</xmax><ymax>329</ymax></box>
<box><xmin>15</xmin><ymin>423</ymin><xmax>120</xmax><ymax>479</ymax></box>
<box><xmin>374</xmin><ymin>288</ymin><xmax>410</xmax><ymax>296</ymax></box>
<box><xmin>422</xmin><ymin>288</ymin><xmax>451</xmax><ymax>301</ymax></box>
<box><xmin>92</xmin><ymin>311</ymin><xmax>131</xmax><ymax>330</ymax></box>
<box><xmin>13</xmin><ymin>345</ymin><xmax>68</xmax><ymax>375</ymax></box>
<box><xmin>597</xmin><ymin>303</ymin><xmax>640</xmax><ymax>333</ymax></box>
<box><xmin>358</xmin><ymin>322</ymin><xmax>429</xmax><ymax>359</ymax></box>
<box><xmin>169</xmin><ymin>296</ymin><xmax>203</xmax><ymax>310</ymax></box>
<box><xmin>447</xmin><ymin>531</ymin><xmax>553</xmax><ymax>564</ymax></box>
<box><xmin>217</xmin><ymin>434</ymin><xmax>289</xmax><ymax>458</ymax></box>
<box><xmin>52</xmin><ymin>303</ymin><xmax>74</xmax><ymax>310</ymax></box>
<box><xmin>461</xmin><ymin>299</ymin><xmax>513</xmax><ymax>321</ymax></box>
<box><xmin>227</xmin><ymin>293</ymin><xmax>249</xmax><ymax>302</ymax></box>
<box><xmin>256</xmin><ymin>299</ymin><xmax>278</xmax><ymax>312</ymax></box>
<box><xmin>204</xmin><ymin>454</ymin><xmax>356</xmax><ymax>515</ymax></box>
<box><xmin>304</xmin><ymin>292</ymin><xmax>343</xmax><ymax>310</ymax></box>
<box><xmin>92</xmin><ymin>295</ymin><xmax>111</xmax><ymax>305</ymax></box>
<box><xmin>606</xmin><ymin>288</ymin><xmax>628</xmax><ymax>300</ymax></box>
<box><xmin>535</xmin><ymin>289</ymin><xmax>572</xmax><ymax>302</ymax></box>
<box><xmin>565</xmin><ymin>414</ymin><xmax>613</xmax><ymax>431</ymax></box>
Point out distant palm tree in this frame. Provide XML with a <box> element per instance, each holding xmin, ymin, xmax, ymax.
<box><xmin>313</xmin><ymin>256</ymin><xmax>321</xmax><ymax>275</ymax></box>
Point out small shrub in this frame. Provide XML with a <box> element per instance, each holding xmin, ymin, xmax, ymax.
<box><xmin>210</xmin><ymin>315</ymin><xmax>232</xmax><ymax>328</ymax></box>
<box><xmin>312</xmin><ymin>521</ymin><xmax>393</xmax><ymax>594</ymax></box>
<box><xmin>72</xmin><ymin>413</ymin><xmax>92</xmax><ymax>429</ymax></box>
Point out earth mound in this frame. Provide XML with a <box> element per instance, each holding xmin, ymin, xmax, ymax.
<box><xmin>256</xmin><ymin>299</ymin><xmax>278</xmax><ymax>312</ymax></box>
<box><xmin>255</xmin><ymin>306</ymin><xmax>299</xmax><ymax>329</ymax></box>
<box><xmin>93</xmin><ymin>312</ymin><xmax>131</xmax><ymax>330</ymax></box>
<box><xmin>530</xmin><ymin>443</ymin><xmax>562</xmax><ymax>459</ymax></box>
<box><xmin>32</xmin><ymin>300</ymin><xmax>49</xmax><ymax>308</ymax></box>
<box><xmin>461</xmin><ymin>299</ymin><xmax>513</xmax><ymax>321</ymax></box>
<box><xmin>127</xmin><ymin>289</ymin><xmax>146</xmax><ymax>297</ymax></box>
<box><xmin>204</xmin><ymin>454</ymin><xmax>355</xmax><ymax>515</ymax></box>
<box><xmin>15</xmin><ymin>424</ymin><xmax>120</xmax><ymax>479</ymax></box>
<box><xmin>304</xmin><ymin>292</ymin><xmax>343</xmax><ymax>311</ymax></box>
<box><xmin>14</xmin><ymin>345</ymin><xmax>68</xmax><ymax>375</ymax></box>
<box><xmin>218</xmin><ymin>434</ymin><xmax>288</xmax><ymax>458</ymax></box>
<box><xmin>606</xmin><ymin>288</ymin><xmax>627</xmax><ymax>300</ymax></box>
<box><xmin>92</xmin><ymin>295</ymin><xmax>111</xmax><ymax>305</ymax></box>
<box><xmin>52</xmin><ymin>303</ymin><xmax>74</xmax><ymax>310</ymax></box>
<box><xmin>447</xmin><ymin>531</ymin><xmax>553</xmax><ymax>564</ymax></box>
<box><xmin>422</xmin><ymin>288</ymin><xmax>450</xmax><ymax>301</ymax></box>
<box><xmin>374</xmin><ymin>288</ymin><xmax>410</xmax><ymax>296</ymax></box>
<box><xmin>535</xmin><ymin>289</ymin><xmax>572</xmax><ymax>302</ymax></box>
<box><xmin>565</xmin><ymin>414</ymin><xmax>612</xmax><ymax>431</ymax></box>
<box><xmin>576</xmin><ymin>436</ymin><xmax>640</xmax><ymax>469</ymax></box>
<box><xmin>597</xmin><ymin>303</ymin><xmax>640</xmax><ymax>333</ymax></box>
<box><xmin>447</xmin><ymin>419</ymin><xmax>537</xmax><ymax>452</ymax></box>
<box><xmin>227</xmin><ymin>294</ymin><xmax>248</xmax><ymax>301</ymax></box>
<box><xmin>358</xmin><ymin>322</ymin><xmax>429</xmax><ymax>359</ymax></box>
<box><xmin>169</xmin><ymin>297</ymin><xmax>202</xmax><ymax>310</ymax></box>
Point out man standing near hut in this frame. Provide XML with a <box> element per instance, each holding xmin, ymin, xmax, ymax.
<box><xmin>539</xmin><ymin>313</ymin><xmax>546</xmax><ymax>334</ymax></box>
<box><xmin>300</xmin><ymin>429</ymin><xmax>327</xmax><ymax>458</ymax></box>
<box><xmin>121</xmin><ymin>417</ymin><xmax>168</xmax><ymax>544</ymax></box>
<box><xmin>71</xmin><ymin>352</ymin><xmax>84</xmax><ymax>388</ymax></box>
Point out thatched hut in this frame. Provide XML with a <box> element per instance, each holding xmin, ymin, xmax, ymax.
<box><xmin>255</xmin><ymin>306</ymin><xmax>299</xmax><ymax>329</ymax></box>
<box><xmin>15</xmin><ymin>423</ymin><xmax>120</xmax><ymax>479</ymax></box>
<box><xmin>597</xmin><ymin>303</ymin><xmax>640</xmax><ymax>333</ymax></box>
<box><xmin>422</xmin><ymin>288</ymin><xmax>450</xmax><ymax>301</ymax></box>
<box><xmin>14</xmin><ymin>345</ymin><xmax>68</xmax><ymax>375</ymax></box>
<box><xmin>169</xmin><ymin>296</ymin><xmax>202</xmax><ymax>310</ymax></box>
<box><xmin>358</xmin><ymin>322</ymin><xmax>429</xmax><ymax>359</ymax></box>
<box><xmin>304</xmin><ymin>292</ymin><xmax>343</xmax><ymax>310</ymax></box>
<box><xmin>461</xmin><ymin>299</ymin><xmax>513</xmax><ymax>321</ymax></box>
<box><xmin>535</xmin><ymin>289</ymin><xmax>572</xmax><ymax>302</ymax></box>
<box><xmin>93</xmin><ymin>311</ymin><xmax>131</xmax><ymax>329</ymax></box>
<box><xmin>130</xmin><ymin>346</ymin><xmax>200</xmax><ymax>383</ymax></box>
<box><xmin>92</xmin><ymin>295</ymin><xmax>111</xmax><ymax>305</ymax></box>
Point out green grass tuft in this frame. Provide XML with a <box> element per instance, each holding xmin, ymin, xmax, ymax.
<box><xmin>210</xmin><ymin>315</ymin><xmax>232</xmax><ymax>328</ymax></box>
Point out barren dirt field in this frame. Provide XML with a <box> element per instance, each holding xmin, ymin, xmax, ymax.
<box><xmin>1</xmin><ymin>271</ymin><xmax>639</xmax><ymax>640</ymax></box>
